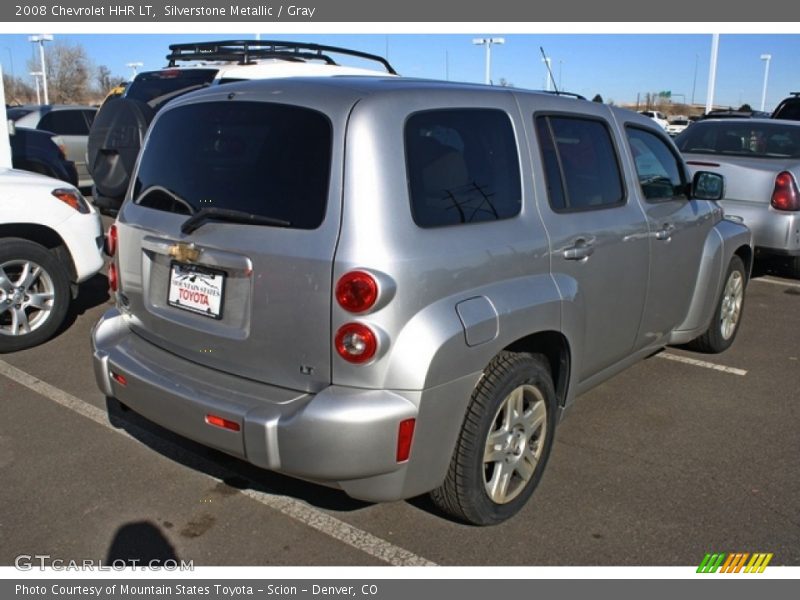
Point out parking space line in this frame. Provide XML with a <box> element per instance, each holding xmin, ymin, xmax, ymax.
<box><xmin>656</xmin><ymin>353</ymin><xmax>747</xmax><ymax>376</ymax></box>
<box><xmin>0</xmin><ymin>359</ymin><xmax>436</xmax><ymax>567</ymax></box>
<box><xmin>752</xmin><ymin>277</ymin><xmax>800</xmax><ymax>289</ymax></box>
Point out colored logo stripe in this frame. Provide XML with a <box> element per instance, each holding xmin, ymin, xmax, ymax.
<box><xmin>697</xmin><ymin>553</ymin><xmax>773</xmax><ymax>573</ymax></box>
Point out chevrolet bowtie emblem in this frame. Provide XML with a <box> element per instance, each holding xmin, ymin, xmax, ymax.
<box><xmin>168</xmin><ymin>242</ymin><xmax>201</xmax><ymax>263</ymax></box>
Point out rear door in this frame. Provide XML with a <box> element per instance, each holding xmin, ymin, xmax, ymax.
<box><xmin>116</xmin><ymin>94</ymin><xmax>346</xmax><ymax>393</ymax></box>
<box><xmin>524</xmin><ymin>106</ymin><xmax>650</xmax><ymax>381</ymax></box>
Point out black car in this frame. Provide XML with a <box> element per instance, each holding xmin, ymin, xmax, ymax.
<box><xmin>772</xmin><ymin>92</ymin><xmax>800</xmax><ymax>121</ymax></box>
<box><xmin>9</xmin><ymin>126</ymin><xmax>79</xmax><ymax>186</ymax></box>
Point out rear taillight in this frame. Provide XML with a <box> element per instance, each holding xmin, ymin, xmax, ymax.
<box><xmin>771</xmin><ymin>171</ymin><xmax>800</xmax><ymax>211</ymax></box>
<box><xmin>51</xmin><ymin>188</ymin><xmax>89</xmax><ymax>214</ymax></box>
<box><xmin>106</xmin><ymin>224</ymin><xmax>118</xmax><ymax>257</ymax></box>
<box><xmin>108</xmin><ymin>263</ymin><xmax>118</xmax><ymax>292</ymax></box>
<box><xmin>335</xmin><ymin>323</ymin><xmax>378</xmax><ymax>364</ymax></box>
<box><xmin>336</xmin><ymin>271</ymin><xmax>378</xmax><ymax>313</ymax></box>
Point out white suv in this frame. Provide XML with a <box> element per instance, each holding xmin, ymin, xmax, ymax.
<box><xmin>0</xmin><ymin>168</ymin><xmax>104</xmax><ymax>351</ymax></box>
<box><xmin>640</xmin><ymin>110</ymin><xmax>669</xmax><ymax>130</ymax></box>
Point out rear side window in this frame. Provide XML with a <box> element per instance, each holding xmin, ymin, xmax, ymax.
<box><xmin>405</xmin><ymin>109</ymin><xmax>521</xmax><ymax>228</ymax></box>
<box><xmin>133</xmin><ymin>101</ymin><xmax>332</xmax><ymax>229</ymax></box>
<box><xmin>38</xmin><ymin>110</ymin><xmax>90</xmax><ymax>135</ymax></box>
<box><xmin>535</xmin><ymin>115</ymin><xmax>624</xmax><ymax>212</ymax></box>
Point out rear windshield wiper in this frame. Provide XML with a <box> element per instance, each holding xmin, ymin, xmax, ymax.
<box><xmin>181</xmin><ymin>207</ymin><xmax>291</xmax><ymax>234</ymax></box>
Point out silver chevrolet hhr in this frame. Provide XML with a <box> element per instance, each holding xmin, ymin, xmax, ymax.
<box><xmin>93</xmin><ymin>77</ymin><xmax>752</xmax><ymax>525</ymax></box>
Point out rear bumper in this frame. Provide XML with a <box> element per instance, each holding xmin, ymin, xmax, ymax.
<box><xmin>92</xmin><ymin>308</ymin><xmax>476</xmax><ymax>502</ymax></box>
<box><xmin>719</xmin><ymin>200</ymin><xmax>800</xmax><ymax>255</ymax></box>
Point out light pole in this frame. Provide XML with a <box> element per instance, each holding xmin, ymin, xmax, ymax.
<box><xmin>28</xmin><ymin>34</ymin><xmax>53</xmax><ymax>105</ymax></box>
<box><xmin>691</xmin><ymin>53</ymin><xmax>698</xmax><ymax>106</ymax></box>
<box><xmin>29</xmin><ymin>71</ymin><xmax>42</xmax><ymax>105</ymax></box>
<box><xmin>705</xmin><ymin>34</ymin><xmax>719</xmax><ymax>114</ymax></box>
<box><xmin>126</xmin><ymin>62</ymin><xmax>143</xmax><ymax>80</ymax></box>
<box><xmin>472</xmin><ymin>37</ymin><xmax>504</xmax><ymax>85</ymax></box>
<box><xmin>760</xmin><ymin>53</ymin><xmax>772</xmax><ymax>112</ymax></box>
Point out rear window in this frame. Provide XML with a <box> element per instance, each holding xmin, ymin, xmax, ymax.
<box><xmin>405</xmin><ymin>109</ymin><xmax>521</xmax><ymax>228</ymax></box>
<box><xmin>675</xmin><ymin>121</ymin><xmax>800</xmax><ymax>158</ymax></box>
<box><xmin>133</xmin><ymin>101</ymin><xmax>332</xmax><ymax>229</ymax></box>
<box><xmin>7</xmin><ymin>107</ymin><xmax>34</xmax><ymax>121</ymax></box>
<box><xmin>126</xmin><ymin>69</ymin><xmax>218</xmax><ymax>109</ymax></box>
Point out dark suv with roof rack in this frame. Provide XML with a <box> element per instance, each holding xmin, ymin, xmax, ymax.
<box><xmin>772</xmin><ymin>92</ymin><xmax>800</xmax><ymax>121</ymax></box>
<box><xmin>87</xmin><ymin>40</ymin><xmax>397</xmax><ymax>214</ymax></box>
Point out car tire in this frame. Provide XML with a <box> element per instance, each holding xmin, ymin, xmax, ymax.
<box><xmin>0</xmin><ymin>239</ymin><xmax>71</xmax><ymax>353</ymax></box>
<box><xmin>87</xmin><ymin>98</ymin><xmax>154</xmax><ymax>199</ymax></box>
<box><xmin>688</xmin><ymin>255</ymin><xmax>746</xmax><ymax>353</ymax></box>
<box><xmin>430</xmin><ymin>351</ymin><xmax>557</xmax><ymax>526</ymax></box>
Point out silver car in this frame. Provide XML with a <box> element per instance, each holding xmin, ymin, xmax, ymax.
<box><xmin>7</xmin><ymin>104</ymin><xmax>97</xmax><ymax>188</ymax></box>
<box><xmin>92</xmin><ymin>79</ymin><xmax>752</xmax><ymax>525</ymax></box>
<box><xmin>676</xmin><ymin>118</ymin><xmax>800</xmax><ymax>277</ymax></box>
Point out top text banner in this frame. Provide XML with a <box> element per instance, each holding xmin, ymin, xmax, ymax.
<box><xmin>3</xmin><ymin>0</ymin><xmax>800</xmax><ymax>22</ymax></box>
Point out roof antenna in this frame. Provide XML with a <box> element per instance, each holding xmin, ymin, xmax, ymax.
<box><xmin>539</xmin><ymin>46</ymin><xmax>559</xmax><ymax>94</ymax></box>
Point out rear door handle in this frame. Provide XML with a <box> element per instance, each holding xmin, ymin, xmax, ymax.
<box><xmin>655</xmin><ymin>224</ymin><xmax>675</xmax><ymax>241</ymax></box>
<box><xmin>563</xmin><ymin>240</ymin><xmax>595</xmax><ymax>261</ymax></box>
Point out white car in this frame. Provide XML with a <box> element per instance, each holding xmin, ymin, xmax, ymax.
<box><xmin>0</xmin><ymin>168</ymin><xmax>104</xmax><ymax>352</ymax></box>
<box><xmin>639</xmin><ymin>110</ymin><xmax>669</xmax><ymax>130</ymax></box>
<box><xmin>666</xmin><ymin>117</ymin><xmax>691</xmax><ymax>137</ymax></box>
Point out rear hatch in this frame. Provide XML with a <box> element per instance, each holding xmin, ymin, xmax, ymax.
<box><xmin>115</xmin><ymin>93</ymin><xmax>343</xmax><ymax>393</ymax></box>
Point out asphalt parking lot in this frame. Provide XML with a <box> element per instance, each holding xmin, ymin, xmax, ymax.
<box><xmin>1</xmin><ymin>223</ymin><xmax>799</xmax><ymax>567</ymax></box>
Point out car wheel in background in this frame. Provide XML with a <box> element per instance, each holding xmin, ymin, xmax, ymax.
<box><xmin>0</xmin><ymin>239</ymin><xmax>71</xmax><ymax>353</ymax></box>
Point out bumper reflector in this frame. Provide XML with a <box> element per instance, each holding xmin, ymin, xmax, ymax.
<box><xmin>396</xmin><ymin>418</ymin><xmax>416</xmax><ymax>463</ymax></box>
<box><xmin>205</xmin><ymin>414</ymin><xmax>241</xmax><ymax>432</ymax></box>
<box><xmin>110</xmin><ymin>372</ymin><xmax>127</xmax><ymax>386</ymax></box>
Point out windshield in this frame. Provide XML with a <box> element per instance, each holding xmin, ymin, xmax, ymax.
<box><xmin>675</xmin><ymin>121</ymin><xmax>800</xmax><ymax>158</ymax></box>
<box><xmin>133</xmin><ymin>101</ymin><xmax>332</xmax><ymax>229</ymax></box>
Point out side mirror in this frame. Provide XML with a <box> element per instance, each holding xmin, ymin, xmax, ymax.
<box><xmin>692</xmin><ymin>171</ymin><xmax>724</xmax><ymax>201</ymax></box>
<box><xmin>7</xmin><ymin>119</ymin><xmax>15</xmax><ymax>136</ymax></box>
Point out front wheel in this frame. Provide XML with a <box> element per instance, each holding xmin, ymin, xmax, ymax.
<box><xmin>0</xmin><ymin>239</ymin><xmax>71</xmax><ymax>353</ymax></box>
<box><xmin>688</xmin><ymin>255</ymin><xmax>746</xmax><ymax>353</ymax></box>
<box><xmin>430</xmin><ymin>351</ymin><xmax>557</xmax><ymax>526</ymax></box>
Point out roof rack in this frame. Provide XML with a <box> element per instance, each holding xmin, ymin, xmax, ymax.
<box><xmin>166</xmin><ymin>40</ymin><xmax>398</xmax><ymax>75</ymax></box>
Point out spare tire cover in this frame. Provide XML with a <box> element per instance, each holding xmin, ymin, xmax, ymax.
<box><xmin>87</xmin><ymin>98</ymin><xmax>155</xmax><ymax>199</ymax></box>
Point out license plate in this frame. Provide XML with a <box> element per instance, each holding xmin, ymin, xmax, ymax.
<box><xmin>168</xmin><ymin>262</ymin><xmax>225</xmax><ymax>319</ymax></box>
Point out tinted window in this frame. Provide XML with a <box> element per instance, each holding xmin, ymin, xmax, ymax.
<box><xmin>405</xmin><ymin>109</ymin><xmax>521</xmax><ymax>228</ymax></box>
<box><xmin>38</xmin><ymin>110</ymin><xmax>89</xmax><ymax>135</ymax></box>
<box><xmin>7</xmin><ymin>107</ymin><xmax>34</xmax><ymax>121</ymax></box>
<box><xmin>675</xmin><ymin>121</ymin><xmax>800</xmax><ymax>158</ymax></box>
<box><xmin>133</xmin><ymin>101</ymin><xmax>332</xmax><ymax>230</ymax></box>
<box><xmin>535</xmin><ymin>115</ymin><xmax>624</xmax><ymax>211</ymax></box>
<box><xmin>126</xmin><ymin>69</ymin><xmax>218</xmax><ymax>110</ymax></box>
<box><xmin>773</xmin><ymin>100</ymin><xmax>800</xmax><ymax>121</ymax></box>
<box><xmin>626</xmin><ymin>127</ymin><xmax>688</xmax><ymax>201</ymax></box>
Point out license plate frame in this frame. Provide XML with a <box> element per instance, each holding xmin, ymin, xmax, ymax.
<box><xmin>167</xmin><ymin>261</ymin><xmax>226</xmax><ymax>320</ymax></box>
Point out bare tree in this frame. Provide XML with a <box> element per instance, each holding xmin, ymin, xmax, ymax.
<box><xmin>3</xmin><ymin>73</ymin><xmax>36</xmax><ymax>105</ymax></box>
<box><xmin>96</xmin><ymin>65</ymin><xmax>126</xmax><ymax>95</ymax></box>
<box><xmin>28</xmin><ymin>40</ymin><xmax>93</xmax><ymax>104</ymax></box>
